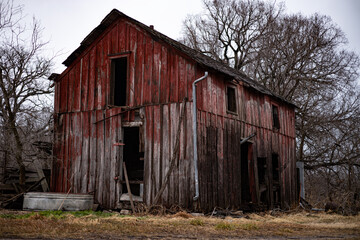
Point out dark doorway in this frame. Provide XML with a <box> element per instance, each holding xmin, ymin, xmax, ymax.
<box><xmin>122</xmin><ymin>127</ymin><xmax>144</xmax><ymax>197</ymax></box>
<box><xmin>257</xmin><ymin>157</ymin><xmax>268</xmax><ymax>203</ymax></box>
<box><xmin>272</xmin><ymin>153</ymin><xmax>280</xmax><ymax>206</ymax></box>
<box><xmin>241</xmin><ymin>143</ymin><xmax>251</xmax><ymax>203</ymax></box>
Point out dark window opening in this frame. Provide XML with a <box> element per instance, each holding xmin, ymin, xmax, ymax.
<box><xmin>122</xmin><ymin>127</ymin><xmax>144</xmax><ymax>198</ymax></box>
<box><xmin>227</xmin><ymin>86</ymin><xmax>237</xmax><ymax>113</ymax></box>
<box><xmin>111</xmin><ymin>57</ymin><xmax>127</xmax><ymax>106</ymax></box>
<box><xmin>272</xmin><ymin>105</ymin><xmax>280</xmax><ymax>129</ymax></box>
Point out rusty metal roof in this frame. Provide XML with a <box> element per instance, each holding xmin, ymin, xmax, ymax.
<box><xmin>62</xmin><ymin>9</ymin><xmax>294</xmax><ymax>106</ymax></box>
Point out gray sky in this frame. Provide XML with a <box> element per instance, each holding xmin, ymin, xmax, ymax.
<box><xmin>13</xmin><ymin>0</ymin><xmax>360</xmax><ymax>74</ymax></box>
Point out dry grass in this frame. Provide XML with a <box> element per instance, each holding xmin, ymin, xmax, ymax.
<box><xmin>0</xmin><ymin>210</ymin><xmax>359</xmax><ymax>239</ymax></box>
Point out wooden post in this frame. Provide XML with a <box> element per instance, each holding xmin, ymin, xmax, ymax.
<box><xmin>36</xmin><ymin>167</ymin><xmax>49</xmax><ymax>192</ymax></box>
<box><xmin>123</xmin><ymin>161</ymin><xmax>135</xmax><ymax>213</ymax></box>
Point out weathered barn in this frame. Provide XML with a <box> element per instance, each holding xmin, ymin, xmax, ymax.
<box><xmin>51</xmin><ymin>9</ymin><xmax>297</xmax><ymax>211</ymax></box>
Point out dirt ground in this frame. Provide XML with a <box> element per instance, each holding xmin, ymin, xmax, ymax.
<box><xmin>0</xmin><ymin>209</ymin><xmax>359</xmax><ymax>239</ymax></box>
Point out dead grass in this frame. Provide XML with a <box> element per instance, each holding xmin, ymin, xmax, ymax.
<box><xmin>0</xmin><ymin>210</ymin><xmax>359</xmax><ymax>239</ymax></box>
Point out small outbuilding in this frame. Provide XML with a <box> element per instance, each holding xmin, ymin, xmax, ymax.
<box><xmin>51</xmin><ymin>9</ymin><xmax>297</xmax><ymax>211</ymax></box>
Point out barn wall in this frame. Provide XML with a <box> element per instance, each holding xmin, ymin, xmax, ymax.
<box><xmin>196</xmin><ymin>105</ymin><xmax>296</xmax><ymax>211</ymax></box>
<box><xmin>54</xmin><ymin>18</ymin><xmax>197</xmax><ymax>115</ymax></box>
<box><xmin>52</xmin><ymin>108</ymin><xmax>123</xmax><ymax>208</ymax></box>
<box><xmin>52</xmin><ymin>16</ymin><xmax>296</xmax><ymax>210</ymax></box>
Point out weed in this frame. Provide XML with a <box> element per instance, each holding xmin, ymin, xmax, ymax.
<box><xmin>190</xmin><ymin>219</ymin><xmax>204</xmax><ymax>226</ymax></box>
<box><xmin>0</xmin><ymin>214</ymin><xmax>18</xmax><ymax>219</ymax></box>
<box><xmin>240</xmin><ymin>223</ymin><xmax>258</xmax><ymax>230</ymax></box>
<box><xmin>0</xmin><ymin>213</ymin><xmax>33</xmax><ymax>219</ymax></box>
<box><xmin>0</xmin><ymin>210</ymin><xmax>116</xmax><ymax>220</ymax></box>
<box><xmin>38</xmin><ymin>210</ymin><xmax>64</xmax><ymax>217</ymax></box>
<box><xmin>173</xmin><ymin>211</ymin><xmax>193</xmax><ymax>218</ymax></box>
<box><xmin>215</xmin><ymin>222</ymin><xmax>235</xmax><ymax>231</ymax></box>
<box><xmin>279</xmin><ymin>228</ymin><xmax>293</xmax><ymax>233</ymax></box>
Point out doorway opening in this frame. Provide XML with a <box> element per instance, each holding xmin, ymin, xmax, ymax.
<box><xmin>272</xmin><ymin>153</ymin><xmax>280</xmax><ymax>206</ymax></box>
<box><xmin>121</xmin><ymin>127</ymin><xmax>144</xmax><ymax>201</ymax></box>
<box><xmin>257</xmin><ymin>157</ymin><xmax>268</xmax><ymax>204</ymax></box>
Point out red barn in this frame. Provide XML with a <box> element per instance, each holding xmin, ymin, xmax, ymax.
<box><xmin>51</xmin><ymin>9</ymin><xmax>297</xmax><ymax>211</ymax></box>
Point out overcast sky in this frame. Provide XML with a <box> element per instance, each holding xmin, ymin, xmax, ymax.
<box><xmin>13</xmin><ymin>0</ymin><xmax>360</xmax><ymax>74</ymax></box>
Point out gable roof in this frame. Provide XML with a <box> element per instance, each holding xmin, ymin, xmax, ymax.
<box><xmin>63</xmin><ymin>9</ymin><xmax>294</xmax><ymax>106</ymax></box>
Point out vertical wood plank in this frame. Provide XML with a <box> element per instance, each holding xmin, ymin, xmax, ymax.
<box><xmin>128</xmin><ymin>26</ymin><xmax>137</xmax><ymax>107</ymax></box>
<box><xmin>88</xmin><ymin>111</ymin><xmax>97</xmax><ymax>193</ymax></box>
<box><xmin>178</xmin><ymin>57</ymin><xmax>186</xmax><ymax>100</ymax></box>
<box><xmin>169</xmin><ymin>103</ymin><xmax>179</xmax><ymax>205</ymax></box>
<box><xmin>103</xmin><ymin>109</ymin><xmax>112</xmax><ymax>207</ymax></box>
<box><xmin>95</xmin><ymin>43</ymin><xmax>102</xmax><ymax>110</ymax></box>
<box><xmin>161</xmin><ymin>104</ymin><xmax>170</xmax><ymax>204</ymax></box>
<box><xmin>223</xmin><ymin>118</ymin><xmax>229</xmax><ymax>208</ymax></box>
<box><xmin>152</xmin><ymin>41</ymin><xmax>161</xmax><ymax>104</ymax></box>
<box><xmin>169</xmin><ymin>53</ymin><xmax>179</xmax><ymax>103</ymax></box>
<box><xmin>73</xmin><ymin>112</ymin><xmax>82</xmax><ymax>193</ymax></box>
<box><xmin>144</xmin><ymin>106</ymin><xmax>153</xmax><ymax>204</ymax></box>
<box><xmin>118</xmin><ymin>21</ymin><xmax>126</xmax><ymax>52</ymax></box>
<box><xmin>153</xmin><ymin>105</ymin><xmax>161</xmax><ymax>202</ymax></box>
<box><xmin>59</xmin><ymin>74</ymin><xmax>68</xmax><ymax>113</ymax></box>
<box><xmin>160</xmin><ymin>46</ymin><xmax>169</xmax><ymax>103</ymax></box>
<box><xmin>185</xmin><ymin>103</ymin><xmax>194</xmax><ymax>208</ymax></box>
<box><xmin>81</xmin><ymin>111</ymin><xmax>90</xmax><ymax>193</ymax></box>
<box><xmin>67</xmin><ymin>71</ymin><xmax>75</xmax><ymax>113</ymax></box>
<box><xmin>143</xmin><ymin>35</ymin><xmax>153</xmax><ymax>104</ymax></box>
<box><xmin>178</xmin><ymin>101</ymin><xmax>186</xmax><ymax>206</ymax></box>
<box><xmin>135</xmin><ymin>30</ymin><xmax>144</xmax><ymax>106</ymax></box>
<box><xmin>95</xmin><ymin>110</ymin><xmax>104</xmax><ymax>205</ymax></box>
<box><xmin>87</xmin><ymin>48</ymin><xmax>96</xmax><ymax>111</ymax></box>
<box><xmin>216</xmin><ymin>115</ymin><xmax>224</xmax><ymax>208</ymax></box>
<box><xmin>81</xmin><ymin>55</ymin><xmax>90</xmax><ymax>112</ymax></box>
<box><xmin>73</xmin><ymin>62</ymin><xmax>82</xmax><ymax>112</ymax></box>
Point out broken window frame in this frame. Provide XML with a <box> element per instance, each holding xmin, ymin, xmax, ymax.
<box><xmin>272</xmin><ymin>104</ymin><xmax>280</xmax><ymax>129</ymax></box>
<box><xmin>109</xmin><ymin>54</ymin><xmax>129</xmax><ymax>107</ymax></box>
<box><xmin>226</xmin><ymin>84</ymin><xmax>238</xmax><ymax>114</ymax></box>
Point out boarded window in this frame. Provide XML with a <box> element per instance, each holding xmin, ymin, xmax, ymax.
<box><xmin>111</xmin><ymin>57</ymin><xmax>127</xmax><ymax>106</ymax></box>
<box><xmin>272</xmin><ymin>105</ymin><xmax>280</xmax><ymax>129</ymax></box>
<box><xmin>227</xmin><ymin>86</ymin><xmax>237</xmax><ymax>113</ymax></box>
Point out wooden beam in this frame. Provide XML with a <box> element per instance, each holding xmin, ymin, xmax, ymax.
<box><xmin>123</xmin><ymin>162</ymin><xmax>135</xmax><ymax>213</ymax></box>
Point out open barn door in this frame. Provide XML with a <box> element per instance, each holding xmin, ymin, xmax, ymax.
<box><xmin>119</xmin><ymin>125</ymin><xmax>144</xmax><ymax>208</ymax></box>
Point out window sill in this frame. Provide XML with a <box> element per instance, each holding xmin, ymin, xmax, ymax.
<box><xmin>226</xmin><ymin>110</ymin><xmax>238</xmax><ymax>116</ymax></box>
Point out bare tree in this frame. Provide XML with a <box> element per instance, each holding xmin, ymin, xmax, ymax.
<box><xmin>181</xmin><ymin>0</ymin><xmax>283</xmax><ymax>71</ymax></box>
<box><xmin>181</xmin><ymin>0</ymin><xmax>360</xmax><ymax>206</ymax></box>
<box><xmin>252</xmin><ymin>13</ymin><xmax>360</xmax><ymax>168</ymax></box>
<box><xmin>0</xmin><ymin>0</ymin><xmax>53</xmax><ymax>184</ymax></box>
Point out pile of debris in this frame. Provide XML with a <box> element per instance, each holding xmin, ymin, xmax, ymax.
<box><xmin>0</xmin><ymin>168</ymin><xmax>49</xmax><ymax>208</ymax></box>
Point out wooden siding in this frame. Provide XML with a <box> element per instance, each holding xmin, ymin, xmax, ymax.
<box><xmin>52</xmin><ymin>16</ymin><xmax>297</xmax><ymax>210</ymax></box>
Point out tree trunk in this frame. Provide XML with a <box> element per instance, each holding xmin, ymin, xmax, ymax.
<box><xmin>8</xmin><ymin>115</ymin><xmax>26</xmax><ymax>185</ymax></box>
